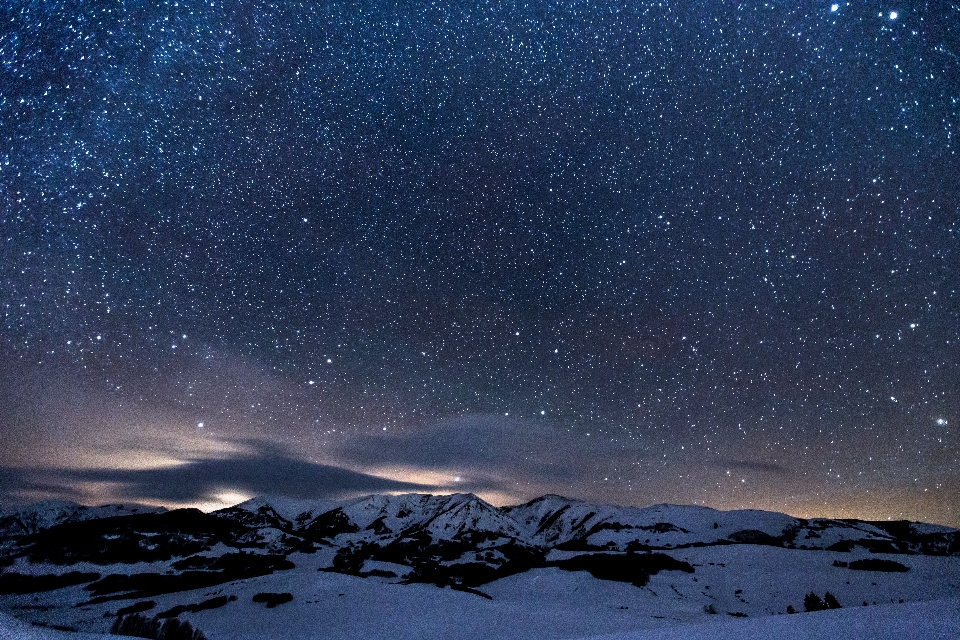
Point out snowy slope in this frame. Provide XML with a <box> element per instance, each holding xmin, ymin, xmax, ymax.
<box><xmin>254</xmin><ymin>496</ymin><xmax>340</xmax><ymax>529</ymax></box>
<box><xmin>505</xmin><ymin>495</ymin><xmax>806</xmax><ymax>549</ymax></box>
<box><xmin>502</xmin><ymin>495</ymin><xmax>944</xmax><ymax>553</ymax></box>
<box><xmin>214</xmin><ymin>497</ymin><xmax>293</xmax><ymax>531</ymax></box>
<box><xmin>3</xmin><ymin>540</ymin><xmax>957</xmax><ymax>639</ymax></box>
<box><xmin>300</xmin><ymin>492</ymin><xmax>528</xmax><ymax>543</ymax></box>
<box><xmin>577</xmin><ymin>598</ymin><xmax>960</xmax><ymax>640</ymax></box>
<box><xmin>3</xmin><ymin>597</ymin><xmax>958</xmax><ymax>640</ymax></box>
<box><xmin>1</xmin><ymin>494</ymin><xmax>958</xmax><ymax>639</ymax></box>
<box><xmin>0</xmin><ymin>611</ymin><xmax>118</xmax><ymax>640</ymax></box>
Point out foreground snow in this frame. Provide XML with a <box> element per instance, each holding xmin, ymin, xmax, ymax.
<box><xmin>580</xmin><ymin>598</ymin><xmax>960</xmax><ymax>640</ymax></box>
<box><xmin>0</xmin><ymin>611</ymin><xmax>115</xmax><ymax>640</ymax></box>
<box><xmin>3</xmin><ymin>598</ymin><xmax>959</xmax><ymax>640</ymax></box>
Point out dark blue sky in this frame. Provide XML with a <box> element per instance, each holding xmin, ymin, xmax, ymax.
<box><xmin>2</xmin><ymin>0</ymin><xmax>958</xmax><ymax>524</ymax></box>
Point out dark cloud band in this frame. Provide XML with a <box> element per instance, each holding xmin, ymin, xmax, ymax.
<box><xmin>0</xmin><ymin>441</ymin><xmax>436</xmax><ymax>507</ymax></box>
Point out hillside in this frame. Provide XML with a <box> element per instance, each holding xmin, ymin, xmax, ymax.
<box><xmin>0</xmin><ymin>494</ymin><xmax>957</xmax><ymax>639</ymax></box>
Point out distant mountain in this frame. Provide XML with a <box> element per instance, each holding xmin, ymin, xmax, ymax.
<box><xmin>3</xmin><ymin>493</ymin><xmax>957</xmax><ymax>565</ymax></box>
<box><xmin>214</xmin><ymin>497</ymin><xmax>293</xmax><ymax>532</ymax></box>
<box><xmin>501</xmin><ymin>495</ymin><xmax>958</xmax><ymax>555</ymax></box>
<box><xmin>0</xmin><ymin>501</ymin><xmax>165</xmax><ymax>543</ymax></box>
<box><xmin>296</xmin><ymin>493</ymin><xmax>528</xmax><ymax>542</ymax></box>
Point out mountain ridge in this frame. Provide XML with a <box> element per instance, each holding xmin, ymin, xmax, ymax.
<box><xmin>1</xmin><ymin>493</ymin><xmax>959</xmax><ymax>638</ymax></box>
<box><xmin>3</xmin><ymin>493</ymin><xmax>957</xmax><ymax>556</ymax></box>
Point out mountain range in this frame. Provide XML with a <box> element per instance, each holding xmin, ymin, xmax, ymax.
<box><xmin>1</xmin><ymin>494</ymin><xmax>959</xmax><ymax>639</ymax></box>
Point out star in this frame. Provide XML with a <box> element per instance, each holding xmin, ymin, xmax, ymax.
<box><xmin>1</xmin><ymin>0</ymin><xmax>956</xmax><ymax>527</ymax></box>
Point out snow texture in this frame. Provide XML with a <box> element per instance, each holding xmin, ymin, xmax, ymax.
<box><xmin>1</xmin><ymin>494</ymin><xmax>958</xmax><ymax>639</ymax></box>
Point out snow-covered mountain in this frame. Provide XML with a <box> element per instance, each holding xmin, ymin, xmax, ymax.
<box><xmin>0</xmin><ymin>493</ymin><xmax>958</xmax><ymax>639</ymax></box>
<box><xmin>0</xmin><ymin>502</ymin><xmax>169</xmax><ymax>563</ymax></box>
<box><xmin>0</xmin><ymin>501</ymin><xmax>165</xmax><ymax>541</ymax></box>
<box><xmin>296</xmin><ymin>493</ymin><xmax>528</xmax><ymax>542</ymax></box>
<box><xmin>500</xmin><ymin>494</ymin><xmax>957</xmax><ymax>555</ymax></box>
<box><xmin>214</xmin><ymin>498</ymin><xmax>293</xmax><ymax>532</ymax></box>
<box><xmin>210</xmin><ymin>492</ymin><xmax>960</xmax><ymax>555</ymax></box>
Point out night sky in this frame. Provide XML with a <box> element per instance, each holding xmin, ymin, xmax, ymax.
<box><xmin>2</xmin><ymin>1</ymin><xmax>958</xmax><ymax>525</ymax></box>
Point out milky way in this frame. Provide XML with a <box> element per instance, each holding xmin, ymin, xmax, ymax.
<box><xmin>1</xmin><ymin>1</ymin><xmax>958</xmax><ymax>524</ymax></box>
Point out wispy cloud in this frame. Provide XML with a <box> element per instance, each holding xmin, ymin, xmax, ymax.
<box><xmin>0</xmin><ymin>440</ymin><xmax>439</xmax><ymax>509</ymax></box>
<box><xmin>335</xmin><ymin>413</ymin><xmax>610</xmax><ymax>481</ymax></box>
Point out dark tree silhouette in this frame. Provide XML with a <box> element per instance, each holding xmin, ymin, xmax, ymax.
<box><xmin>110</xmin><ymin>613</ymin><xmax>207</xmax><ymax>640</ymax></box>
<box><xmin>804</xmin><ymin>592</ymin><xmax>827</xmax><ymax>612</ymax></box>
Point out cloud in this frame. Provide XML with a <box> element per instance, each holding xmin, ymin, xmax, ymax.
<box><xmin>332</xmin><ymin>413</ymin><xmax>633</xmax><ymax>500</ymax></box>
<box><xmin>336</xmin><ymin>413</ymin><xmax>590</xmax><ymax>479</ymax></box>
<box><xmin>0</xmin><ymin>441</ymin><xmax>438</xmax><ymax>508</ymax></box>
<box><xmin>0</xmin><ymin>466</ymin><xmax>96</xmax><ymax>506</ymax></box>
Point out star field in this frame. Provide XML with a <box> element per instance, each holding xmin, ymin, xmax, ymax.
<box><xmin>1</xmin><ymin>1</ymin><xmax>959</xmax><ymax>523</ymax></box>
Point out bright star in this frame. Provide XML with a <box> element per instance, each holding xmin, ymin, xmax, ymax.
<box><xmin>889</xmin><ymin>10</ymin><xmax>898</xmax><ymax>19</ymax></box>
<box><xmin>831</xmin><ymin>4</ymin><xmax>839</xmax><ymax>11</ymax></box>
